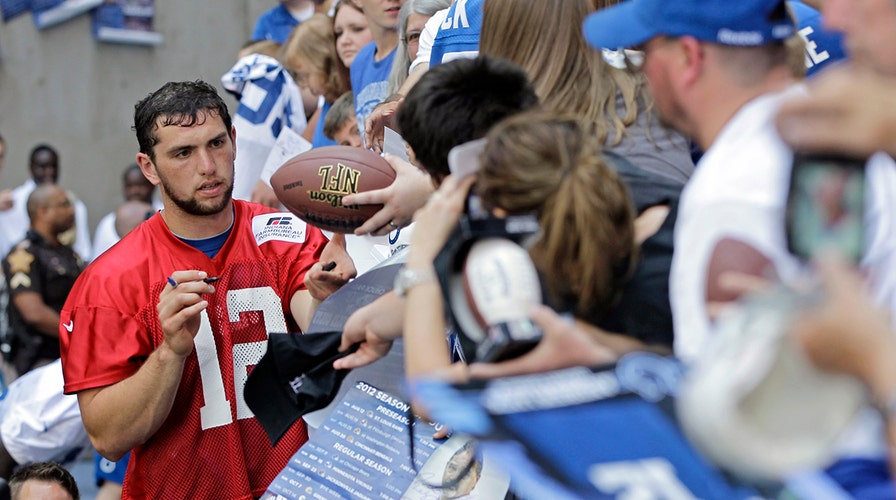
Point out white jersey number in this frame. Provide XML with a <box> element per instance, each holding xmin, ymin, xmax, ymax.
<box><xmin>588</xmin><ymin>458</ymin><xmax>696</xmax><ymax>500</ymax></box>
<box><xmin>194</xmin><ymin>287</ymin><xmax>287</xmax><ymax>429</ymax></box>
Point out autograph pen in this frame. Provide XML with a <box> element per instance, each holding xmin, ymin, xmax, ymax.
<box><xmin>167</xmin><ymin>276</ymin><xmax>220</xmax><ymax>288</ymax></box>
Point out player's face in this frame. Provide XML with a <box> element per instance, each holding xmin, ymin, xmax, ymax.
<box><xmin>143</xmin><ymin>111</ymin><xmax>235</xmax><ymax>217</ymax></box>
<box><xmin>335</xmin><ymin>5</ymin><xmax>373</xmax><ymax>67</ymax></box>
<box><xmin>823</xmin><ymin>0</ymin><xmax>896</xmax><ymax>76</ymax></box>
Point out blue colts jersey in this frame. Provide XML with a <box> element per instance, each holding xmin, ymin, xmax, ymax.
<box><xmin>430</xmin><ymin>0</ymin><xmax>484</xmax><ymax>68</ymax></box>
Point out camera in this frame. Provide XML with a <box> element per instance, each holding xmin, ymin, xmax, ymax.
<box><xmin>433</xmin><ymin>194</ymin><xmax>545</xmax><ymax>362</ymax></box>
<box><xmin>785</xmin><ymin>153</ymin><xmax>867</xmax><ymax>264</ymax></box>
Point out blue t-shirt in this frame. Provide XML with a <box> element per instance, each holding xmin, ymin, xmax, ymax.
<box><xmin>252</xmin><ymin>4</ymin><xmax>299</xmax><ymax>43</ymax></box>
<box><xmin>312</xmin><ymin>100</ymin><xmax>338</xmax><ymax>148</ymax></box>
<box><xmin>350</xmin><ymin>42</ymin><xmax>396</xmax><ymax>146</ymax></box>
<box><xmin>430</xmin><ymin>0</ymin><xmax>483</xmax><ymax>68</ymax></box>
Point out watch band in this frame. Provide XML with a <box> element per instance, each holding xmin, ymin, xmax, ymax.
<box><xmin>394</xmin><ymin>267</ymin><xmax>437</xmax><ymax>298</ymax></box>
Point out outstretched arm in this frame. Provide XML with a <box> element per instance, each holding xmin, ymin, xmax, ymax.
<box><xmin>402</xmin><ymin>175</ymin><xmax>475</xmax><ymax>379</ymax></box>
<box><xmin>468</xmin><ymin>305</ymin><xmax>618</xmax><ymax>379</ymax></box>
<box><xmin>364</xmin><ymin>65</ymin><xmax>428</xmax><ymax>152</ymax></box>
<box><xmin>334</xmin><ymin>291</ymin><xmax>403</xmax><ymax>370</ymax></box>
<box><xmin>78</xmin><ymin>270</ymin><xmax>213</xmax><ymax>461</ymax></box>
<box><xmin>341</xmin><ymin>154</ymin><xmax>434</xmax><ymax>236</ymax></box>
<box><xmin>793</xmin><ymin>254</ymin><xmax>896</xmax><ymax>477</ymax></box>
<box><xmin>292</xmin><ymin>233</ymin><xmax>357</xmax><ymax>331</ymax></box>
<box><xmin>776</xmin><ymin>66</ymin><xmax>896</xmax><ymax>158</ymax></box>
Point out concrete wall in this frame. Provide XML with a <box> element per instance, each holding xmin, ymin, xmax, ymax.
<box><xmin>0</xmin><ymin>0</ymin><xmax>270</xmax><ymax>244</ymax></box>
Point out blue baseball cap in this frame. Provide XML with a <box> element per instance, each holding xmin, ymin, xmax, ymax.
<box><xmin>583</xmin><ymin>0</ymin><xmax>796</xmax><ymax>50</ymax></box>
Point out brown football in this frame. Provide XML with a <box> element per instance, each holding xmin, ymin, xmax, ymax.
<box><xmin>271</xmin><ymin>146</ymin><xmax>396</xmax><ymax>233</ymax></box>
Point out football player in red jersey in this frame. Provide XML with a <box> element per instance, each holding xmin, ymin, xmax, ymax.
<box><xmin>59</xmin><ymin>80</ymin><xmax>355</xmax><ymax>499</ymax></box>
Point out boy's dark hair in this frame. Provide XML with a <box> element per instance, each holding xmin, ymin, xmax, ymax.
<box><xmin>323</xmin><ymin>91</ymin><xmax>356</xmax><ymax>141</ymax></box>
<box><xmin>396</xmin><ymin>56</ymin><xmax>539</xmax><ymax>181</ymax></box>
<box><xmin>9</xmin><ymin>461</ymin><xmax>80</xmax><ymax>500</ymax></box>
<box><xmin>133</xmin><ymin>80</ymin><xmax>232</xmax><ymax>162</ymax></box>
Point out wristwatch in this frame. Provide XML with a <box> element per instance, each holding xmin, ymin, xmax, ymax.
<box><xmin>393</xmin><ymin>267</ymin><xmax>436</xmax><ymax>298</ymax></box>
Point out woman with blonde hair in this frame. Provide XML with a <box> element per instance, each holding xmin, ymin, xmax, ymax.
<box><xmin>332</xmin><ymin>0</ymin><xmax>373</xmax><ymax>68</ymax></box>
<box><xmin>479</xmin><ymin>0</ymin><xmax>694</xmax><ymax>184</ymax></box>
<box><xmin>281</xmin><ymin>13</ymin><xmax>352</xmax><ymax>147</ymax></box>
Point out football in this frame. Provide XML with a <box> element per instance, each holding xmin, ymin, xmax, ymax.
<box><xmin>461</xmin><ymin>238</ymin><xmax>542</xmax><ymax>331</ymax></box>
<box><xmin>271</xmin><ymin>146</ymin><xmax>396</xmax><ymax>233</ymax></box>
<box><xmin>449</xmin><ymin>237</ymin><xmax>543</xmax><ymax>361</ymax></box>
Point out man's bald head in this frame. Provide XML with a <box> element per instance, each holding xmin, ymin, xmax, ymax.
<box><xmin>26</xmin><ymin>184</ymin><xmax>67</xmax><ymax>220</ymax></box>
<box><xmin>115</xmin><ymin>200</ymin><xmax>154</xmax><ymax>238</ymax></box>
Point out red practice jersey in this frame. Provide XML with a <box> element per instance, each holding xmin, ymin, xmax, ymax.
<box><xmin>60</xmin><ymin>200</ymin><xmax>326</xmax><ymax>499</ymax></box>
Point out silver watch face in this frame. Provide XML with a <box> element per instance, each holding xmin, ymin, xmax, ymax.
<box><xmin>393</xmin><ymin>268</ymin><xmax>433</xmax><ymax>297</ymax></box>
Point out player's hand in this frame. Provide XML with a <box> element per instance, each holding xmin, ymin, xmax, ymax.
<box><xmin>406</xmin><ymin>174</ymin><xmax>474</xmax><ymax>266</ymax></box>
<box><xmin>157</xmin><ymin>270</ymin><xmax>216</xmax><ymax>358</ymax></box>
<box><xmin>776</xmin><ymin>65</ymin><xmax>896</xmax><ymax>159</ymax></box>
<box><xmin>342</xmin><ymin>154</ymin><xmax>434</xmax><ymax>236</ymax></box>
<box><xmin>364</xmin><ymin>95</ymin><xmax>404</xmax><ymax>153</ymax></box>
<box><xmin>0</xmin><ymin>189</ymin><xmax>12</xmax><ymax>211</ymax></box>
<box><xmin>468</xmin><ymin>305</ymin><xmax>617</xmax><ymax>379</ymax></box>
<box><xmin>304</xmin><ymin>233</ymin><xmax>357</xmax><ymax>301</ymax></box>
<box><xmin>251</xmin><ymin>180</ymin><xmax>281</xmax><ymax>209</ymax></box>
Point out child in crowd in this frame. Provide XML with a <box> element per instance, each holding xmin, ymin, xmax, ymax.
<box><xmin>323</xmin><ymin>91</ymin><xmax>362</xmax><ymax>147</ymax></box>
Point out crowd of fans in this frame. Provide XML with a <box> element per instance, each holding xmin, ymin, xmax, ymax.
<box><xmin>3</xmin><ymin>0</ymin><xmax>896</xmax><ymax>498</ymax></box>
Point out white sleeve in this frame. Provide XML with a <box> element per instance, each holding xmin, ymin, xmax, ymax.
<box><xmin>408</xmin><ymin>8</ymin><xmax>448</xmax><ymax>73</ymax></box>
<box><xmin>670</xmin><ymin>200</ymin><xmax>801</xmax><ymax>363</ymax></box>
<box><xmin>73</xmin><ymin>199</ymin><xmax>92</xmax><ymax>263</ymax></box>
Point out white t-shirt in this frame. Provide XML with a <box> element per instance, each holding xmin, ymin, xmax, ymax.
<box><xmin>0</xmin><ymin>179</ymin><xmax>92</xmax><ymax>261</ymax></box>
<box><xmin>671</xmin><ymin>85</ymin><xmax>896</xmax><ymax>362</ymax></box>
<box><xmin>671</xmin><ymin>86</ymin><xmax>896</xmax><ymax>461</ymax></box>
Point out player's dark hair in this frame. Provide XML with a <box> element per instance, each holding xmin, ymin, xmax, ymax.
<box><xmin>9</xmin><ymin>461</ymin><xmax>80</xmax><ymax>500</ymax></box>
<box><xmin>133</xmin><ymin>80</ymin><xmax>232</xmax><ymax>161</ymax></box>
<box><xmin>396</xmin><ymin>56</ymin><xmax>539</xmax><ymax>182</ymax></box>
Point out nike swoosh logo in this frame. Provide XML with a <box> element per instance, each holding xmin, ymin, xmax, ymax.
<box><xmin>63</xmin><ymin>321</ymin><xmax>74</xmax><ymax>332</ymax></box>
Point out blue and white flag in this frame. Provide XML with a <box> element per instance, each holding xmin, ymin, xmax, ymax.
<box><xmin>222</xmin><ymin>54</ymin><xmax>308</xmax><ymax>201</ymax></box>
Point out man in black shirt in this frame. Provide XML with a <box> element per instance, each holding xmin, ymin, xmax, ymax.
<box><xmin>2</xmin><ymin>184</ymin><xmax>83</xmax><ymax>376</ymax></box>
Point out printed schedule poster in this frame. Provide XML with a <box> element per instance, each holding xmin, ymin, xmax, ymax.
<box><xmin>264</xmin><ymin>381</ymin><xmax>443</xmax><ymax>499</ymax></box>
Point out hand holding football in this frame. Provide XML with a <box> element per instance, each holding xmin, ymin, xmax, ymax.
<box><xmin>271</xmin><ymin>146</ymin><xmax>397</xmax><ymax>233</ymax></box>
